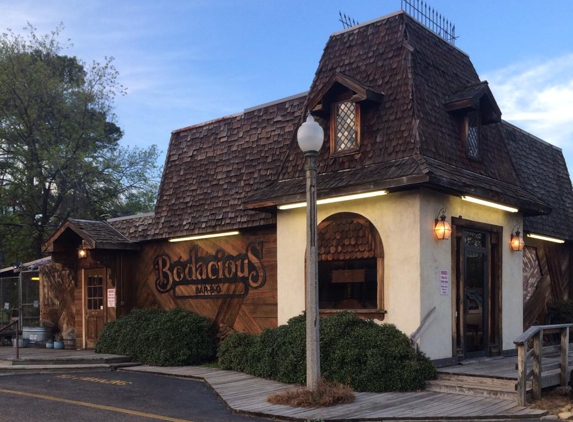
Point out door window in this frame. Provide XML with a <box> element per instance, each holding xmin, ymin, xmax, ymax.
<box><xmin>87</xmin><ymin>273</ymin><xmax>104</xmax><ymax>311</ymax></box>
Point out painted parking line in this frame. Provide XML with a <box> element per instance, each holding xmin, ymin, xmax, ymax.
<box><xmin>57</xmin><ymin>374</ymin><xmax>133</xmax><ymax>386</ymax></box>
<box><xmin>0</xmin><ymin>388</ymin><xmax>193</xmax><ymax>422</ymax></box>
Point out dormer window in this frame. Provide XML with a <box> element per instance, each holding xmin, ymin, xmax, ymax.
<box><xmin>332</xmin><ymin>101</ymin><xmax>360</xmax><ymax>154</ymax></box>
<box><xmin>307</xmin><ymin>72</ymin><xmax>383</xmax><ymax>156</ymax></box>
<box><xmin>445</xmin><ymin>81</ymin><xmax>502</xmax><ymax>161</ymax></box>
<box><xmin>464</xmin><ymin>111</ymin><xmax>480</xmax><ymax>158</ymax></box>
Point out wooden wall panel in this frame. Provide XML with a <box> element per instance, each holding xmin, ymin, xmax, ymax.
<box><xmin>524</xmin><ymin>242</ymin><xmax>572</xmax><ymax>329</ymax></box>
<box><xmin>131</xmin><ymin>228</ymin><xmax>277</xmax><ymax>334</ymax></box>
<box><xmin>39</xmin><ymin>264</ymin><xmax>75</xmax><ymax>336</ymax></box>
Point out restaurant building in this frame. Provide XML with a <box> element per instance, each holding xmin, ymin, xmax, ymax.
<box><xmin>43</xmin><ymin>10</ymin><xmax>573</xmax><ymax>362</ymax></box>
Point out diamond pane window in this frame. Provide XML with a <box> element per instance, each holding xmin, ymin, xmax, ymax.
<box><xmin>467</xmin><ymin>111</ymin><xmax>479</xmax><ymax>157</ymax></box>
<box><xmin>335</xmin><ymin>101</ymin><xmax>358</xmax><ymax>152</ymax></box>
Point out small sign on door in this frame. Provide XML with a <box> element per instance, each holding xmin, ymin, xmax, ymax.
<box><xmin>107</xmin><ymin>288</ymin><xmax>116</xmax><ymax>308</ymax></box>
<box><xmin>440</xmin><ymin>269</ymin><xmax>449</xmax><ymax>295</ymax></box>
<box><xmin>3</xmin><ymin>302</ymin><xmax>8</xmax><ymax>310</ymax></box>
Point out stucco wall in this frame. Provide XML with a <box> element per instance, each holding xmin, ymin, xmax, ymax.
<box><xmin>418</xmin><ymin>189</ymin><xmax>523</xmax><ymax>359</ymax></box>
<box><xmin>277</xmin><ymin>190</ymin><xmax>422</xmax><ymax>341</ymax></box>
<box><xmin>277</xmin><ymin>188</ymin><xmax>524</xmax><ymax>361</ymax></box>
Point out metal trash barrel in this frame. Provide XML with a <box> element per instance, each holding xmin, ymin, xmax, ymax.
<box><xmin>22</xmin><ymin>326</ymin><xmax>52</xmax><ymax>344</ymax></box>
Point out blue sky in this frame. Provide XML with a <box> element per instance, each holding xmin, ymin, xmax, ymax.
<box><xmin>2</xmin><ymin>0</ymin><xmax>573</xmax><ymax>171</ymax></box>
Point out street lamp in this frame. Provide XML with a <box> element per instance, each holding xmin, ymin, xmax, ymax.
<box><xmin>297</xmin><ymin>114</ymin><xmax>324</xmax><ymax>391</ymax></box>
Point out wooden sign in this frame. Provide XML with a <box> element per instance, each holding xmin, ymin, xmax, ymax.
<box><xmin>331</xmin><ymin>269</ymin><xmax>366</xmax><ymax>283</ymax></box>
<box><xmin>153</xmin><ymin>241</ymin><xmax>266</xmax><ymax>299</ymax></box>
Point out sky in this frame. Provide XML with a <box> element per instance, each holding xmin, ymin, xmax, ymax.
<box><xmin>1</xmin><ymin>0</ymin><xmax>573</xmax><ymax>171</ymax></box>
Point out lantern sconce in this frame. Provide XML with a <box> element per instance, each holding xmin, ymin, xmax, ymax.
<box><xmin>434</xmin><ymin>208</ymin><xmax>452</xmax><ymax>240</ymax></box>
<box><xmin>510</xmin><ymin>225</ymin><xmax>524</xmax><ymax>251</ymax></box>
<box><xmin>78</xmin><ymin>248</ymin><xmax>88</xmax><ymax>259</ymax></box>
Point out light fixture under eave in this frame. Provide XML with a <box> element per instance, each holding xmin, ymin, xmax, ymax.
<box><xmin>278</xmin><ymin>190</ymin><xmax>388</xmax><ymax>210</ymax></box>
<box><xmin>78</xmin><ymin>248</ymin><xmax>88</xmax><ymax>259</ymax></box>
<box><xmin>434</xmin><ymin>208</ymin><xmax>452</xmax><ymax>240</ymax></box>
<box><xmin>526</xmin><ymin>233</ymin><xmax>565</xmax><ymax>244</ymax></box>
<box><xmin>461</xmin><ymin>195</ymin><xmax>519</xmax><ymax>213</ymax></box>
<box><xmin>168</xmin><ymin>231</ymin><xmax>240</xmax><ymax>243</ymax></box>
<box><xmin>510</xmin><ymin>226</ymin><xmax>524</xmax><ymax>251</ymax></box>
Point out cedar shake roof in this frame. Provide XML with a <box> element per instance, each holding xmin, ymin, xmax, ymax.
<box><xmin>107</xmin><ymin>213</ymin><xmax>155</xmax><ymax>242</ymax></box>
<box><xmin>68</xmin><ymin>219</ymin><xmax>131</xmax><ymax>245</ymax></box>
<box><xmin>143</xmin><ymin>93</ymin><xmax>306</xmax><ymax>240</ymax></box>
<box><xmin>43</xmin><ymin>218</ymin><xmax>137</xmax><ymax>253</ymax></box>
<box><xmin>245</xmin><ymin>11</ymin><xmax>557</xmax><ymax>218</ymax></box>
<box><xmin>104</xmin><ymin>10</ymin><xmax>571</xmax><ymax>243</ymax></box>
<box><xmin>502</xmin><ymin>122</ymin><xmax>573</xmax><ymax>240</ymax></box>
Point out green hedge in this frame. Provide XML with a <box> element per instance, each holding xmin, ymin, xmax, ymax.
<box><xmin>218</xmin><ymin>312</ymin><xmax>436</xmax><ymax>392</ymax></box>
<box><xmin>96</xmin><ymin>308</ymin><xmax>216</xmax><ymax>366</ymax></box>
<box><xmin>549</xmin><ymin>300</ymin><xmax>573</xmax><ymax>324</ymax></box>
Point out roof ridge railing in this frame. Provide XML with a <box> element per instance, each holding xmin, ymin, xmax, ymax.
<box><xmin>339</xmin><ymin>11</ymin><xmax>359</xmax><ymax>29</ymax></box>
<box><xmin>401</xmin><ymin>0</ymin><xmax>456</xmax><ymax>45</ymax></box>
<box><xmin>513</xmin><ymin>323</ymin><xmax>573</xmax><ymax>406</ymax></box>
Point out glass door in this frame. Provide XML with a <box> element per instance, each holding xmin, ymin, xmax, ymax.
<box><xmin>463</xmin><ymin>230</ymin><xmax>489</xmax><ymax>358</ymax></box>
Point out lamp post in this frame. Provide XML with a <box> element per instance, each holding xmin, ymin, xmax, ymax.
<box><xmin>297</xmin><ymin>115</ymin><xmax>324</xmax><ymax>391</ymax></box>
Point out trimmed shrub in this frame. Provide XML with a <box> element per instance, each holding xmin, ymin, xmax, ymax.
<box><xmin>96</xmin><ymin>308</ymin><xmax>216</xmax><ymax>366</ymax></box>
<box><xmin>218</xmin><ymin>312</ymin><xmax>436</xmax><ymax>392</ymax></box>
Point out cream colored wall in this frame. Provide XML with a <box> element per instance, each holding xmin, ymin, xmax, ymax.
<box><xmin>277</xmin><ymin>191</ymin><xmax>423</xmax><ymax>340</ymax></box>
<box><xmin>276</xmin><ymin>188</ymin><xmax>524</xmax><ymax>360</ymax></box>
<box><xmin>418</xmin><ymin>189</ymin><xmax>523</xmax><ymax>358</ymax></box>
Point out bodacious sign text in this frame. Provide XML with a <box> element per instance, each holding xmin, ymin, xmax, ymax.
<box><xmin>153</xmin><ymin>242</ymin><xmax>266</xmax><ymax>299</ymax></box>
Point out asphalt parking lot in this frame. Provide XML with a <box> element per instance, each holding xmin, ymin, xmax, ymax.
<box><xmin>0</xmin><ymin>371</ymin><xmax>276</xmax><ymax>422</ymax></box>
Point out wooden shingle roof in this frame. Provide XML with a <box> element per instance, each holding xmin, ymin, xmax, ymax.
<box><xmin>125</xmin><ymin>10</ymin><xmax>573</xmax><ymax>242</ymax></box>
<box><xmin>142</xmin><ymin>93</ymin><xmax>306</xmax><ymax>240</ymax></box>
<box><xmin>245</xmin><ymin>13</ymin><xmax>549</xmax><ymax>212</ymax></box>
<box><xmin>43</xmin><ymin>218</ymin><xmax>138</xmax><ymax>253</ymax></box>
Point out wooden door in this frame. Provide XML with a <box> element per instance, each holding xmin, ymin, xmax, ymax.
<box><xmin>85</xmin><ymin>268</ymin><xmax>106</xmax><ymax>348</ymax></box>
<box><xmin>454</xmin><ymin>224</ymin><xmax>501</xmax><ymax>360</ymax></box>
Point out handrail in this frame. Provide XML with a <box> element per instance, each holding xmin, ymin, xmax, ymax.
<box><xmin>513</xmin><ymin>323</ymin><xmax>573</xmax><ymax>406</ymax></box>
<box><xmin>410</xmin><ymin>306</ymin><xmax>436</xmax><ymax>350</ymax></box>
<box><xmin>0</xmin><ymin>320</ymin><xmax>21</xmax><ymax>360</ymax></box>
<box><xmin>514</xmin><ymin>323</ymin><xmax>573</xmax><ymax>344</ymax></box>
<box><xmin>0</xmin><ymin>320</ymin><xmax>18</xmax><ymax>334</ymax></box>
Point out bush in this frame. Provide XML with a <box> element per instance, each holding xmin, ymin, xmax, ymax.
<box><xmin>549</xmin><ymin>300</ymin><xmax>573</xmax><ymax>324</ymax></box>
<box><xmin>218</xmin><ymin>312</ymin><xmax>436</xmax><ymax>392</ymax></box>
<box><xmin>96</xmin><ymin>308</ymin><xmax>216</xmax><ymax>366</ymax></box>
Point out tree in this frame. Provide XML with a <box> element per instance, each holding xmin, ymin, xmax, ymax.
<box><xmin>0</xmin><ymin>24</ymin><xmax>161</xmax><ymax>264</ymax></box>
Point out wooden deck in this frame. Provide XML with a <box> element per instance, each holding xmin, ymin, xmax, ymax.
<box><xmin>123</xmin><ymin>365</ymin><xmax>547</xmax><ymax>421</ymax></box>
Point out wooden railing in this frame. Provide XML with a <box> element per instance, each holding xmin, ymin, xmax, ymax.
<box><xmin>0</xmin><ymin>320</ymin><xmax>21</xmax><ymax>359</ymax></box>
<box><xmin>514</xmin><ymin>323</ymin><xmax>572</xmax><ymax>406</ymax></box>
<box><xmin>410</xmin><ymin>306</ymin><xmax>436</xmax><ymax>351</ymax></box>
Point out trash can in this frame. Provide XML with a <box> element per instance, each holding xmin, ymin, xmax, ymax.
<box><xmin>22</xmin><ymin>326</ymin><xmax>52</xmax><ymax>344</ymax></box>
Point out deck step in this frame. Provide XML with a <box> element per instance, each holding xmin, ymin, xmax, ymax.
<box><xmin>426</xmin><ymin>378</ymin><xmax>520</xmax><ymax>401</ymax></box>
<box><xmin>436</xmin><ymin>372</ymin><xmax>516</xmax><ymax>387</ymax></box>
<box><xmin>6</xmin><ymin>356</ymin><xmax>132</xmax><ymax>366</ymax></box>
<box><xmin>0</xmin><ymin>364</ymin><xmax>115</xmax><ymax>375</ymax></box>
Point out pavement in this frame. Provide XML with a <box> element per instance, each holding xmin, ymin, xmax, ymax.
<box><xmin>0</xmin><ymin>345</ymin><xmax>551</xmax><ymax>421</ymax></box>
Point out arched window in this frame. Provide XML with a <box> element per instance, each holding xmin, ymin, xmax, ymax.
<box><xmin>317</xmin><ymin>213</ymin><xmax>383</xmax><ymax>311</ymax></box>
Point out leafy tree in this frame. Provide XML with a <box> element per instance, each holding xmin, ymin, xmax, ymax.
<box><xmin>0</xmin><ymin>24</ymin><xmax>161</xmax><ymax>264</ymax></box>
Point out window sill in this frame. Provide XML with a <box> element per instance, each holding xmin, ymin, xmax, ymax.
<box><xmin>330</xmin><ymin>148</ymin><xmax>359</xmax><ymax>158</ymax></box>
<box><xmin>319</xmin><ymin>309</ymin><xmax>386</xmax><ymax>318</ymax></box>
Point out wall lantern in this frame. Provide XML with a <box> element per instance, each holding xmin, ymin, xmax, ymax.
<box><xmin>510</xmin><ymin>226</ymin><xmax>525</xmax><ymax>252</ymax></box>
<box><xmin>77</xmin><ymin>248</ymin><xmax>88</xmax><ymax>259</ymax></box>
<box><xmin>434</xmin><ymin>208</ymin><xmax>452</xmax><ymax>240</ymax></box>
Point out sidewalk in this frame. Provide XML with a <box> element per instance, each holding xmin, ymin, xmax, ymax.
<box><xmin>122</xmin><ymin>365</ymin><xmax>548</xmax><ymax>421</ymax></box>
